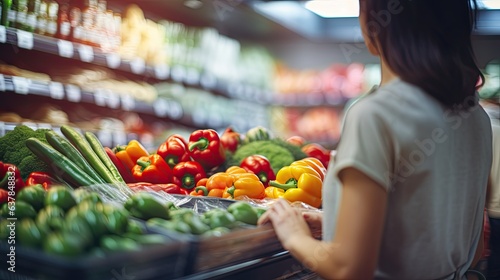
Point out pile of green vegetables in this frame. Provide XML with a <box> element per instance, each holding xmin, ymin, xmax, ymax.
<box><xmin>25</xmin><ymin>125</ymin><xmax>125</xmax><ymax>188</ymax></box>
<box><xmin>125</xmin><ymin>192</ymin><xmax>266</xmax><ymax>238</ymax></box>
<box><xmin>0</xmin><ymin>186</ymin><xmax>170</xmax><ymax>257</ymax></box>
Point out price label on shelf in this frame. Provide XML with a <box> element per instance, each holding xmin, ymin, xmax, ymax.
<box><xmin>49</xmin><ymin>82</ymin><xmax>64</xmax><ymax>100</ymax></box>
<box><xmin>106</xmin><ymin>92</ymin><xmax>120</xmax><ymax>109</ymax></box>
<box><xmin>57</xmin><ymin>40</ymin><xmax>74</xmax><ymax>58</ymax></box>
<box><xmin>0</xmin><ymin>74</ymin><xmax>5</xmax><ymax>92</ymax></box>
<box><xmin>171</xmin><ymin>66</ymin><xmax>186</xmax><ymax>83</ymax></box>
<box><xmin>66</xmin><ymin>84</ymin><xmax>81</xmax><ymax>102</ymax></box>
<box><xmin>0</xmin><ymin>26</ymin><xmax>6</xmax><ymax>44</ymax></box>
<box><xmin>78</xmin><ymin>45</ymin><xmax>94</xmax><ymax>62</ymax></box>
<box><xmin>200</xmin><ymin>73</ymin><xmax>216</xmax><ymax>89</ymax></box>
<box><xmin>167</xmin><ymin>101</ymin><xmax>183</xmax><ymax>120</ymax></box>
<box><xmin>106</xmin><ymin>53</ymin><xmax>121</xmax><ymax>69</ymax></box>
<box><xmin>17</xmin><ymin>30</ymin><xmax>33</xmax><ymax>50</ymax></box>
<box><xmin>94</xmin><ymin>89</ymin><xmax>108</xmax><ymax>107</ymax></box>
<box><xmin>153</xmin><ymin>98</ymin><xmax>169</xmax><ymax>117</ymax></box>
<box><xmin>130</xmin><ymin>58</ymin><xmax>145</xmax><ymax>74</ymax></box>
<box><xmin>121</xmin><ymin>95</ymin><xmax>135</xmax><ymax>111</ymax></box>
<box><xmin>185</xmin><ymin>68</ymin><xmax>200</xmax><ymax>85</ymax></box>
<box><xmin>154</xmin><ymin>64</ymin><xmax>169</xmax><ymax>80</ymax></box>
<box><xmin>12</xmin><ymin>77</ymin><xmax>30</xmax><ymax>94</ymax></box>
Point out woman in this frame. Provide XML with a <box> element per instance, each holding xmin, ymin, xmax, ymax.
<box><xmin>258</xmin><ymin>0</ymin><xmax>493</xmax><ymax>279</ymax></box>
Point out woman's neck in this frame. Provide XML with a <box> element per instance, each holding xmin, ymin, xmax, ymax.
<box><xmin>380</xmin><ymin>60</ymin><xmax>398</xmax><ymax>86</ymax></box>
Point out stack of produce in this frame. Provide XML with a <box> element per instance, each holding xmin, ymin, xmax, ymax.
<box><xmin>0</xmin><ymin>184</ymin><xmax>173</xmax><ymax>257</ymax></box>
<box><xmin>0</xmin><ymin>124</ymin><xmax>333</xmax><ymax>209</ymax></box>
<box><xmin>125</xmin><ymin>192</ymin><xmax>265</xmax><ymax>237</ymax></box>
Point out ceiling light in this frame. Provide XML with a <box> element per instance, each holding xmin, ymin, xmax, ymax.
<box><xmin>479</xmin><ymin>0</ymin><xmax>500</xmax><ymax>9</ymax></box>
<box><xmin>304</xmin><ymin>0</ymin><xmax>359</xmax><ymax>18</ymax></box>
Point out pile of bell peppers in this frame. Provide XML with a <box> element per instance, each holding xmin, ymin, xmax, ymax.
<box><xmin>190</xmin><ymin>166</ymin><xmax>266</xmax><ymax>199</ymax></box>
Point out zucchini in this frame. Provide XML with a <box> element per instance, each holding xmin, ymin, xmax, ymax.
<box><xmin>60</xmin><ymin>125</ymin><xmax>118</xmax><ymax>185</ymax></box>
<box><xmin>25</xmin><ymin>138</ymin><xmax>98</xmax><ymax>187</ymax></box>
<box><xmin>45</xmin><ymin>131</ymin><xmax>107</xmax><ymax>184</ymax></box>
<box><xmin>84</xmin><ymin>131</ymin><xmax>125</xmax><ymax>184</ymax></box>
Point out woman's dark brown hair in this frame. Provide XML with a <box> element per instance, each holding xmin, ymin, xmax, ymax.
<box><xmin>361</xmin><ymin>0</ymin><xmax>484</xmax><ymax>108</ymax></box>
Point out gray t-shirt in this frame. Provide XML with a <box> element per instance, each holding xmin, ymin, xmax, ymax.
<box><xmin>322</xmin><ymin>78</ymin><xmax>492</xmax><ymax>279</ymax></box>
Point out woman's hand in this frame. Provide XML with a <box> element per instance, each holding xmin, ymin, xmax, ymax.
<box><xmin>258</xmin><ymin>198</ymin><xmax>313</xmax><ymax>250</ymax></box>
<box><xmin>303</xmin><ymin>211</ymin><xmax>323</xmax><ymax>237</ymax></box>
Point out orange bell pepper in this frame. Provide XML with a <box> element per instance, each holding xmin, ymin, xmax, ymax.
<box><xmin>269</xmin><ymin>165</ymin><xmax>322</xmax><ymax>208</ymax></box>
<box><xmin>202</xmin><ymin>172</ymin><xmax>233</xmax><ymax>197</ymax></box>
<box><xmin>223</xmin><ymin>173</ymin><xmax>265</xmax><ymax>199</ymax></box>
<box><xmin>114</xmin><ymin>140</ymin><xmax>149</xmax><ymax>170</ymax></box>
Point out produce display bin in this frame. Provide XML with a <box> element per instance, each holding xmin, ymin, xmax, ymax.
<box><xmin>0</xmin><ymin>231</ymin><xmax>190</xmax><ymax>280</ymax></box>
<box><xmin>145</xmin><ymin>195</ymin><xmax>285</xmax><ymax>274</ymax></box>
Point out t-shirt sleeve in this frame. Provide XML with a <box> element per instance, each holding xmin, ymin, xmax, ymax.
<box><xmin>331</xmin><ymin>99</ymin><xmax>394</xmax><ymax>191</ymax></box>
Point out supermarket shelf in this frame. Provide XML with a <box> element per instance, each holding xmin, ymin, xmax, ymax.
<box><xmin>0</xmin><ymin>74</ymin><xmax>185</xmax><ymax>121</ymax></box>
<box><xmin>0</xmin><ymin>26</ymin><xmax>353</xmax><ymax>108</ymax></box>
<box><xmin>0</xmin><ymin>75</ymin><xmax>270</xmax><ymax>132</ymax></box>
<box><xmin>0</xmin><ymin>26</ymin><xmax>270</xmax><ymax>103</ymax></box>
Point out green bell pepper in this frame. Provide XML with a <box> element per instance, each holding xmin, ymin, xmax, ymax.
<box><xmin>44</xmin><ymin>186</ymin><xmax>77</xmax><ymax>212</ymax></box>
<box><xmin>99</xmin><ymin>235</ymin><xmax>141</xmax><ymax>252</ymax></box>
<box><xmin>147</xmin><ymin>218</ymin><xmax>192</xmax><ymax>234</ymax></box>
<box><xmin>36</xmin><ymin>205</ymin><xmax>65</xmax><ymax>232</ymax></box>
<box><xmin>101</xmin><ymin>204</ymin><xmax>129</xmax><ymax>234</ymax></box>
<box><xmin>73</xmin><ymin>188</ymin><xmax>102</xmax><ymax>204</ymax></box>
<box><xmin>201</xmin><ymin>227</ymin><xmax>231</xmax><ymax>238</ymax></box>
<box><xmin>18</xmin><ymin>218</ymin><xmax>45</xmax><ymax>248</ymax></box>
<box><xmin>227</xmin><ymin>201</ymin><xmax>259</xmax><ymax>225</ymax></box>
<box><xmin>4</xmin><ymin>201</ymin><xmax>38</xmax><ymax>219</ymax></box>
<box><xmin>126</xmin><ymin>220</ymin><xmax>145</xmax><ymax>234</ymax></box>
<box><xmin>62</xmin><ymin>216</ymin><xmax>94</xmax><ymax>248</ymax></box>
<box><xmin>124</xmin><ymin>192</ymin><xmax>170</xmax><ymax>220</ymax></box>
<box><xmin>204</xmin><ymin>210</ymin><xmax>236</xmax><ymax>229</ymax></box>
<box><xmin>17</xmin><ymin>184</ymin><xmax>46</xmax><ymax>211</ymax></box>
<box><xmin>43</xmin><ymin>231</ymin><xmax>87</xmax><ymax>257</ymax></box>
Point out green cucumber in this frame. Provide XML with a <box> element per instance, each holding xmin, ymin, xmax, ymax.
<box><xmin>45</xmin><ymin>130</ymin><xmax>107</xmax><ymax>184</ymax></box>
<box><xmin>25</xmin><ymin>138</ymin><xmax>98</xmax><ymax>187</ymax></box>
<box><xmin>60</xmin><ymin>125</ymin><xmax>118</xmax><ymax>185</ymax></box>
<box><xmin>84</xmin><ymin>131</ymin><xmax>125</xmax><ymax>184</ymax></box>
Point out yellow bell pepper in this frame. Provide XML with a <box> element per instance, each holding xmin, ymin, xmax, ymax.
<box><xmin>269</xmin><ymin>165</ymin><xmax>323</xmax><ymax>208</ymax></box>
<box><xmin>223</xmin><ymin>174</ymin><xmax>266</xmax><ymax>199</ymax></box>
<box><xmin>265</xmin><ymin>186</ymin><xmax>285</xmax><ymax>199</ymax></box>
<box><xmin>114</xmin><ymin>140</ymin><xmax>149</xmax><ymax>170</ymax></box>
<box><xmin>291</xmin><ymin>157</ymin><xmax>326</xmax><ymax>180</ymax></box>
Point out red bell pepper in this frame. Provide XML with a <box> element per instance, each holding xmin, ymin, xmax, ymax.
<box><xmin>132</xmin><ymin>155</ymin><xmax>172</xmax><ymax>184</ymax></box>
<box><xmin>301</xmin><ymin>143</ymin><xmax>331</xmax><ymax>168</ymax></box>
<box><xmin>0</xmin><ymin>189</ymin><xmax>8</xmax><ymax>204</ymax></box>
<box><xmin>128</xmin><ymin>182</ymin><xmax>189</xmax><ymax>195</ymax></box>
<box><xmin>188</xmin><ymin>129</ymin><xmax>226</xmax><ymax>171</ymax></box>
<box><xmin>172</xmin><ymin>161</ymin><xmax>207</xmax><ymax>191</ymax></box>
<box><xmin>157</xmin><ymin>134</ymin><xmax>191</xmax><ymax>169</ymax></box>
<box><xmin>0</xmin><ymin>162</ymin><xmax>25</xmax><ymax>194</ymax></box>
<box><xmin>220</xmin><ymin>127</ymin><xmax>241</xmax><ymax>153</ymax></box>
<box><xmin>240</xmin><ymin>155</ymin><xmax>276</xmax><ymax>187</ymax></box>
<box><xmin>25</xmin><ymin>172</ymin><xmax>61</xmax><ymax>190</ymax></box>
<box><xmin>105</xmin><ymin>147</ymin><xmax>136</xmax><ymax>183</ymax></box>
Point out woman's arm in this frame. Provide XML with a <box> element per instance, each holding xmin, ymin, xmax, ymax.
<box><xmin>259</xmin><ymin>167</ymin><xmax>388</xmax><ymax>279</ymax></box>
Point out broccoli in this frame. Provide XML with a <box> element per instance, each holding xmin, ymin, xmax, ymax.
<box><xmin>226</xmin><ymin>140</ymin><xmax>295</xmax><ymax>174</ymax></box>
<box><xmin>0</xmin><ymin>125</ymin><xmax>51</xmax><ymax>180</ymax></box>
<box><xmin>269</xmin><ymin>138</ymin><xmax>307</xmax><ymax>161</ymax></box>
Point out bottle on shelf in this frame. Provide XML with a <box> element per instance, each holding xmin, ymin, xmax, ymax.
<box><xmin>69</xmin><ymin>5</ymin><xmax>81</xmax><ymax>42</ymax></box>
<box><xmin>26</xmin><ymin>0</ymin><xmax>40</xmax><ymax>32</ymax></box>
<box><xmin>5</xmin><ymin>0</ymin><xmax>15</xmax><ymax>27</ymax></box>
<box><xmin>56</xmin><ymin>1</ymin><xmax>70</xmax><ymax>39</ymax></box>
<box><xmin>35</xmin><ymin>0</ymin><xmax>47</xmax><ymax>35</ymax></box>
<box><xmin>14</xmin><ymin>0</ymin><xmax>27</xmax><ymax>30</ymax></box>
<box><xmin>80</xmin><ymin>0</ymin><xmax>97</xmax><ymax>46</ymax></box>
<box><xmin>45</xmin><ymin>0</ymin><xmax>57</xmax><ymax>36</ymax></box>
